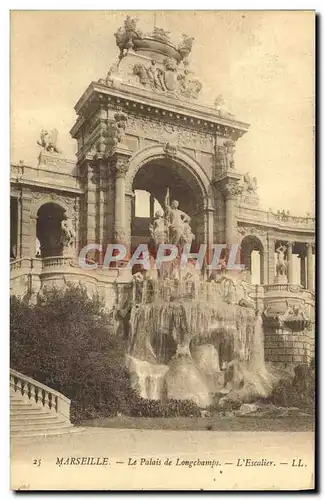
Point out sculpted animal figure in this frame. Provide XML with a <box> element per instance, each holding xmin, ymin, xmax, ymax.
<box><xmin>37</xmin><ymin>129</ymin><xmax>61</xmax><ymax>154</ymax></box>
<box><xmin>243</xmin><ymin>172</ymin><xmax>258</xmax><ymax>193</ymax></box>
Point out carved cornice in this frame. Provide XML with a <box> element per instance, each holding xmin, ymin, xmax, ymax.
<box><xmin>70</xmin><ymin>83</ymin><xmax>250</xmax><ymax>141</ymax></box>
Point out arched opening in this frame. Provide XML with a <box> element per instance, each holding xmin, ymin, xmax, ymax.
<box><xmin>131</xmin><ymin>158</ymin><xmax>206</xmax><ymax>252</ymax></box>
<box><xmin>36</xmin><ymin>203</ymin><xmax>66</xmax><ymax>257</ymax></box>
<box><xmin>10</xmin><ymin>197</ymin><xmax>18</xmax><ymax>259</ymax></box>
<box><xmin>240</xmin><ymin>235</ymin><xmax>264</xmax><ymax>285</ymax></box>
<box><xmin>134</xmin><ymin>189</ymin><xmax>163</xmax><ymax>218</ymax></box>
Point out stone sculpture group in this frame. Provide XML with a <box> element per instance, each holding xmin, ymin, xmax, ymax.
<box><xmin>149</xmin><ymin>191</ymin><xmax>195</xmax><ymax>247</ymax></box>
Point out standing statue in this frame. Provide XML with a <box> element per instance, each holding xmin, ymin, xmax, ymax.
<box><xmin>182</xmin><ymin>217</ymin><xmax>195</xmax><ymax>245</ymax></box>
<box><xmin>149</xmin><ymin>210</ymin><xmax>168</xmax><ymax>245</ymax></box>
<box><xmin>61</xmin><ymin>215</ymin><xmax>75</xmax><ymax>249</ymax></box>
<box><xmin>37</xmin><ymin>129</ymin><xmax>61</xmax><ymax>154</ymax></box>
<box><xmin>164</xmin><ymin>190</ymin><xmax>193</xmax><ymax>245</ymax></box>
<box><xmin>276</xmin><ymin>245</ymin><xmax>287</xmax><ymax>276</ymax></box>
<box><xmin>224</xmin><ymin>139</ymin><xmax>236</xmax><ymax>170</ymax></box>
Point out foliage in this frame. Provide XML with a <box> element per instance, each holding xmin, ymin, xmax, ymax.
<box><xmin>10</xmin><ymin>285</ymin><xmax>138</xmax><ymax>422</ymax></box>
<box><xmin>269</xmin><ymin>361</ymin><xmax>315</xmax><ymax>411</ymax></box>
<box><xmin>11</xmin><ymin>286</ymin><xmax>202</xmax><ymax>422</ymax></box>
<box><xmin>129</xmin><ymin>397</ymin><xmax>201</xmax><ymax>418</ymax></box>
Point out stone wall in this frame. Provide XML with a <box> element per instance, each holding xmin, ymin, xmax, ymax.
<box><xmin>264</xmin><ymin>326</ymin><xmax>315</xmax><ymax>365</ymax></box>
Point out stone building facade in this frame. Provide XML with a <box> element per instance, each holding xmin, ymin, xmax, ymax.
<box><xmin>10</xmin><ymin>17</ymin><xmax>315</xmax><ymax>366</ymax></box>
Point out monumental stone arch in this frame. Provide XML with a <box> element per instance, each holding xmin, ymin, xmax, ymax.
<box><xmin>10</xmin><ymin>16</ymin><xmax>315</xmax><ymax>366</ymax></box>
<box><xmin>126</xmin><ymin>144</ymin><xmax>213</xmax><ymax>249</ymax></box>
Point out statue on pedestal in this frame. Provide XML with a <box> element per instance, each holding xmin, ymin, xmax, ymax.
<box><xmin>243</xmin><ymin>172</ymin><xmax>258</xmax><ymax>194</ymax></box>
<box><xmin>276</xmin><ymin>245</ymin><xmax>287</xmax><ymax>278</ymax></box>
<box><xmin>37</xmin><ymin>129</ymin><xmax>61</xmax><ymax>154</ymax></box>
<box><xmin>61</xmin><ymin>215</ymin><xmax>75</xmax><ymax>252</ymax></box>
<box><xmin>164</xmin><ymin>190</ymin><xmax>194</xmax><ymax>246</ymax></box>
<box><xmin>149</xmin><ymin>210</ymin><xmax>167</xmax><ymax>245</ymax></box>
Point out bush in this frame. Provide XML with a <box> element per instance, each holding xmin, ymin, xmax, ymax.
<box><xmin>10</xmin><ymin>285</ymin><xmax>138</xmax><ymax>422</ymax></box>
<box><xmin>269</xmin><ymin>361</ymin><xmax>315</xmax><ymax>411</ymax></box>
<box><xmin>129</xmin><ymin>397</ymin><xmax>201</xmax><ymax>418</ymax></box>
<box><xmin>10</xmin><ymin>285</ymin><xmax>202</xmax><ymax>422</ymax></box>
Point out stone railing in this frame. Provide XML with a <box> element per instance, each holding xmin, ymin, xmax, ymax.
<box><xmin>10</xmin><ymin>257</ymin><xmax>43</xmax><ymax>273</ymax></box>
<box><xmin>237</xmin><ymin>206</ymin><xmax>315</xmax><ymax>232</ymax></box>
<box><xmin>264</xmin><ymin>283</ymin><xmax>315</xmax><ymax>300</ymax></box>
<box><xmin>264</xmin><ymin>283</ymin><xmax>304</xmax><ymax>293</ymax></box>
<box><xmin>11</xmin><ymin>161</ymin><xmax>80</xmax><ymax>192</ymax></box>
<box><xmin>10</xmin><ymin>256</ymin><xmax>76</xmax><ymax>272</ymax></box>
<box><xmin>42</xmin><ymin>256</ymin><xmax>74</xmax><ymax>269</ymax></box>
<box><xmin>10</xmin><ymin>368</ymin><xmax>71</xmax><ymax>421</ymax></box>
<box><xmin>10</xmin><ymin>258</ymin><xmax>26</xmax><ymax>272</ymax></box>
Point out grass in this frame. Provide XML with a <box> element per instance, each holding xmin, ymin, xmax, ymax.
<box><xmin>80</xmin><ymin>414</ymin><xmax>314</xmax><ymax>432</ymax></box>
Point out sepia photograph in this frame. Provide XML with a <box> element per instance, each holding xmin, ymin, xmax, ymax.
<box><xmin>10</xmin><ymin>10</ymin><xmax>315</xmax><ymax>491</ymax></box>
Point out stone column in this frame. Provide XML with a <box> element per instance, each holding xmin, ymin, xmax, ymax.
<box><xmin>15</xmin><ymin>194</ymin><xmax>22</xmax><ymax>258</ymax></box>
<box><xmin>21</xmin><ymin>190</ymin><xmax>34</xmax><ymax>258</ymax></box>
<box><xmin>125</xmin><ymin>191</ymin><xmax>134</xmax><ymax>252</ymax></box>
<box><xmin>98</xmin><ymin>160</ymin><xmax>107</xmax><ymax>255</ymax></box>
<box><xmin>222</xmin><ymin>180</ymin><xmax>243</xmax><ymax>246</ymax></box>
<box><xmin>113</xmin><ymin>156</ymin><xmax>130</xmax><ymax>246</ymax></box>
<box><xmin>86</xmin><ymin>162</ymin><xmax>97</xmax><ymax>249</ymax></box>
<box><xmin>149</xmin><ymin>194</ymin><xmax>155</xmax><ymax>219</ymax></box>
<box><xmin>287</xmin><ymin>241</ymin><xmax>293</xmax><ymax>283</ymax></box>
<box><xmin>300</xmin><ymin>252</ymin><xmax>306</xmax><ymax>288</ymax></box>
<box><xmin>206</xmin><ymin>206</ymin><xmax>214</xmax><ymax>273</ymax></box>
<box><xmin>260</xmin><ymin>249</ymin><xmax>265</xmax><ymax>285</ymax></box>
<box><xmin>307</xmin><ymin>243</ymin><xmax>314</xmax><ymax>291</ymax></box>
<box><xmin>267</xmin><ymin>235</ymin><xmax>275</xmax><ymax>284</ymax></box>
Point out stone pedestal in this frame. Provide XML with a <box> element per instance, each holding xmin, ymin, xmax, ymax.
<box><xmin>274</xmin><ymin>274</ymin><xmax>288</xmax><ymax>285</ymax></box>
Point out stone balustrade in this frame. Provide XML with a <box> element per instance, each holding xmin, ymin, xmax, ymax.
<box><xmin>42</xmin><ymin>256</ymin><xmax>74</xmax><ymax>268</ymax></box>
<box><xmin>10</xmin><ymin>368</ymin><xmax>71</xmax><ymax>421</ymax></box>
<box><xmin>10</xmin><ymin>255</ymin><xmax>120</xmax><ymax>310</ymax></box>
<box><xmin>264</xmin><ymin>283</ymin><xmax>315</xmax><ymax>304</ymax></box>
<box><xmin>10</xmin><ymin>258</ymin><xmax>28</xmax><ymax>272</ymax></box>
<box><xmin>10</xmin><ymin>161</ymin><xmax>81</xmax><ymax>193</ymax></box>
<box><xmin>237</xmin><ymin>206</ymin><xmax>315</xmax><ymax>232</ymax></box>
<box><xmin>264</xmin><ymin>283</ymin><xmax>304</xmax><ymax>293</ymax></box>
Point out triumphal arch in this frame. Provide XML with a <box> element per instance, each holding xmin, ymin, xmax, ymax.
<box><xmin>10</xmin><ymin>17</ymin><xmax>315</xmax><ymax>366</ymax></box>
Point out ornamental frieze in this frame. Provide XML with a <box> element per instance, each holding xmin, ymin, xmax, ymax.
<box><xmin>238</xmin><ymin>225</ymin><xmax>267</xmax><ymax>237</ymax></box>
<box><xmin>125</xmin><ymin>116</ymin><xmax>214</xmax><ymax>152</ymax></box>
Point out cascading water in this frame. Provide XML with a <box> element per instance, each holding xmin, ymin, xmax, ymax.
<box><xmin>123</xmin><ymin>268</ymin><xmax>277</xmax><ymax>408</ymax></box>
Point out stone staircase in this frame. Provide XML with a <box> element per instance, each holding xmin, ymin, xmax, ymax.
<box><xmin>10</xmin><ymin>369</ymin><xmax>82</xmax><ymax>438</ymax></box>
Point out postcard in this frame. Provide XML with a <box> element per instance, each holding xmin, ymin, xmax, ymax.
<box><xmin>10</xmin><ymin>10</ymin><xmax>315</xmax><ymax>491</ymax></box>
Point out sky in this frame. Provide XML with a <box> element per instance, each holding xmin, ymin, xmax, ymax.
<box><xmin>11</xmin><ymin>11</ymin><xmax>315</xmax><ymax>215</ymax></box>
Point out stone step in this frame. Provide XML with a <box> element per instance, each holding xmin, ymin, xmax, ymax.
<box><xmin>11</xmin><ymin>412</ymin><xmax>60</xmax><ymax>422</ymax></box>
<box><xmin>11</xmin><ymin>402</ymin><xmax>43</xmax><ymax>408</ymax></box>
<box><xmin>10</xmin><ymin>407</ymin><xmax>45</xmax><ymax>415</ymax></box>
<box><xmin>10</xmin><ymin>380</ymin><xmax>80</xmax><ymax>438</ymax></box>
<box><xmin>11</xmin><ymin>417</ymin><xmax>68</xmax><ymax>429</ymax></box>
<box><xmin>10</xmin><ymin>401</ymin><xmax>37</xmax><ymax>408</ymax></box>
<box><xmin>11</xmin><ymin>425</ymin><xmax>84</xmax><ymax>438</ymax></box>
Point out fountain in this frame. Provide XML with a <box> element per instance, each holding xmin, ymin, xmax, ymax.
<box><xmin>122</xmin><ymin>193</ymin><xmax>278</xmax><ymax>408</ymax></box>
